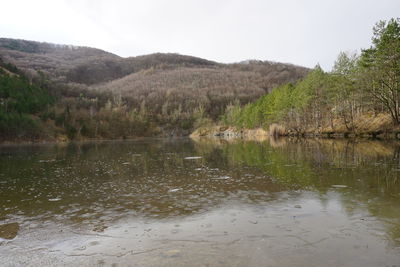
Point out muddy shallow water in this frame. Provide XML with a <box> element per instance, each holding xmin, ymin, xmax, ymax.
<box><xmin>1</xmin><ymin>138</ymin><xmax>400</xmax><ymax>266</ymax></box>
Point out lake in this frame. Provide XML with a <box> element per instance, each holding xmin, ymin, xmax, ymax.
<box><xmin>1</xmin><ymin>138</ymin><xmax>400</xmax><ymax>266</ymax></box>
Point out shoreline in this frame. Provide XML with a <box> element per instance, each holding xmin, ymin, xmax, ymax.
<box><xmin>0</xmin><ymin>136</ymin><xmax>189</xmax><ymax>146</ymax></box>
<box><xmin>190</xmin><ymin>125</ymin><xmax>400</xmax><ymax>140</ymax></box>
<box><xmin>2</xmin><ymin>126</ymin><xmax>400</xmax><ymax>145</ymax></box>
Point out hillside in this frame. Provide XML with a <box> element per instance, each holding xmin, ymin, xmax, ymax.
<box><xmin>0</xmin><ymin>38</ymin><xmax>309</xmax><ymax>140</ymax></box>
<box><xmin>0</xmin><ymin>38</ymin><xmax>306</xmax><ymax>87</ymax></box>
<box><xmin>0</xmin><ymin>38</ymin><xmax>220</xmax><ymax>85</ymax></box>
<box><xmin>93</xmin><ymin>66</ymin><xmax>295</xmax><ymax>119</ymax></box>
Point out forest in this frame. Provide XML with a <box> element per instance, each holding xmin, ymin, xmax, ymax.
<box><xmin>2</xmin><ymin>18</ymin><xmax>397</xmax><ymax>142</ymax></box>
<box><xmin>221</xmin><ymin>18</ymin><xmax>400</xmax><ymax>137</ymax></box>
<box><xmin>0</xmin><ymin>38</ymin><xmax>306</xmax><ymax>141</ymax></box>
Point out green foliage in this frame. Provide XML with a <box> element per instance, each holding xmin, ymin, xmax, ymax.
<box><xmin>359</xmin><ymin>18</ymin><xmax>400</xmax><ymax>123</ymax></box>
<box><xmin>221</xmin><ymin>17</ymin><xmax>400</xmax><ymax>132</ymax></box>
<box><xmin>0</xmin><ymin>112</ymin><xmax>39</xmax><ymax>139</ymax></box>
<box><xmin>220</xmin><ymin>101</ymin><xmax>242</xmax><ymax>126</ymax></box>
<box><xmin>66</xmin><ymin>124</ymin><xmax>77</xmax><ymax>140</ymax></box>
<box><xmin>224</xmin><ymin>67</ymin><xmax>328</xmax><ymax>129</ymax></box>
<box><xmin>0</xmin><ymin>66</ymin><xmax>53</xmax><ymax>139</ymax></box>
<box><xmin>1</xmin><ymin>39</ymin><xmax>40</xmax><ymax>53</ymax></box>
<box><xmin>0</xmin><ymin>75</ymin><xmax>52</xmax><ymax>114</ymax></box>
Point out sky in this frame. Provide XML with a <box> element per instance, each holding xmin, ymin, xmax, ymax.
<box><xmin>0</xmin><ymin>0</ymin><xmax>399</xmax><ymax>70</ymax></box>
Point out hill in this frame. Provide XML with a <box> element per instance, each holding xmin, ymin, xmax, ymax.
<box><xmin>0</xmin><ymin>38</ymin><xmax>307</xmax><ymax>86</ymax></box>
<box><xmin>0</xmin><ymin>38</ymin><xmax>219</xmax><ymax>85</ymax></box>
<box><xmin>0</xmin><ymin>38</ymin><xmax>309</xmax><ymax>140</ymax></box>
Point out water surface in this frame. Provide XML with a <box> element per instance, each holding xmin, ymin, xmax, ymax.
<box><xmin>1</xmin><ymin>138</ymin><xmax>400</xmax><ymax>266</ymax></box>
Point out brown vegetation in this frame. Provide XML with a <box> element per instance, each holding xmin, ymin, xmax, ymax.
<box><xmin>0</xmin><ymin>38</ymin><xmax>308</xmax><ymax>140</ymax></box>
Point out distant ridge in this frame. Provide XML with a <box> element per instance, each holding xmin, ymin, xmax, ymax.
<box><xmin>0</xmin><ymin>38</ymin><xmax>307</xmax><ymax>86</ymax></box>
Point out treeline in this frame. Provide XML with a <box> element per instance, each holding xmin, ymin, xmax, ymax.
<box><xmin>221</xmin><ymin>18</ymin><xmax>400</xmax><ymax>135</ymax></box>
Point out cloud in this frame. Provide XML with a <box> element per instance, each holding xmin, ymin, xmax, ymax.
<box><xmin>1</xmin><ymin>0</ymin><xmax>399</xmax><ymax>70</ymax></box>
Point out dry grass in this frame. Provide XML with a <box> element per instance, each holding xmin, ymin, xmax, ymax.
<box><xmin>269</xmin><ymin>123</ymin><xmax>286</xmax><ymax>137</ymax></box>
<box><xmin>322</xmin><ymin>113</ymin><xmax>397</xmax><ymax>134</ymax></box>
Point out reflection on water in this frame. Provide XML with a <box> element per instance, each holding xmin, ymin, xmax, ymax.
<box><xmin>1</xmin><ymin>138</ymin><xmax>400</xmax><ymax>266</ymax></box>
<box><xmin>0</xmin><ymin>222</ymin><xmax>19</xmax><ymax>239</ymax></box>
<box><xmin>0</xmin><ymin>140</ymin><xmax>282</xmax><ymax>224</ymax></box>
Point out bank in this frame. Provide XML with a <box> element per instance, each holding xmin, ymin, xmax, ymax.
<box><xmin>191</xmin><ymin>113</ymin><xmax>400</xmax><ymax>140</ymax></box>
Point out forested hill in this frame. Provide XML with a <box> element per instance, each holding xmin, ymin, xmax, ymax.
<box><xmin>0</xmin><ymin>38</ymin><xmax>218</xmax><ymax>85</ymax></box>
<box><xmin>0</xmin><ymin>38</ymin><xmax>307</xmax><ymax>87</ymax></box>
<box><xmin>0</xmin><ymin>38</ymin><xmax>308</xmax><ymax>141</ymax></box>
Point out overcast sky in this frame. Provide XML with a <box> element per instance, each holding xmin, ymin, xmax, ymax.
<box><xmin>1</xmin><ymin>0</ymin><xmax>399</xmax><ymax>70</ymax></box>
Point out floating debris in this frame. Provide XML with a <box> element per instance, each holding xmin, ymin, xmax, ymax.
<box><xmin>332</xmin><ymin>185</ymin><xmax>348</xmax><ymax>188</ymax></box>
<box><xmin>184</xmin><ymin>156</ymin><xmax>202</xmax><ymax>160</ymax></box>
<box><xmin>212</xmin><ymin>176</ymin><xmax>231</xmax><ymax>180</ymax></box>
<box><xmin>168</xmin><ymin>188</ymin><xmax>181</xmax><ymax>193</ymax></box>
<box><xmin>48</xmin><ymin>198</ymin><xmax>62</xmax><ymax>201</ymax></box>
<box><xmin>38</xmin><ymin>159</ymin><xmax>56</xmax><ymax>163</ymax></box>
